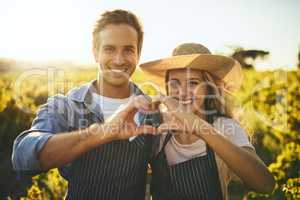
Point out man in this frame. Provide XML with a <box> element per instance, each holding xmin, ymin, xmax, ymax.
<box><xmin>12</xmin><ymin>9</ymin><xmax>157</xmax><ymax>200</ymax></box>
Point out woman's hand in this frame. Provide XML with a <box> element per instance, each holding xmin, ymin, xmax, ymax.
<box><xmin>89</xmin><ymin>95</ymin><xmax>157</xmax><ymax>141</ymax></box>
<box><xmin>155</xmin><ymin>95</ymin><xmax>212</xmax><ymax>137</ymax></box>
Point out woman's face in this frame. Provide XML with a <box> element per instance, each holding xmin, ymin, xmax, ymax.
<box><xmin>167</xmin><ymin>68</ymin><xmax>207</xmax><ymax>114</ymax></box>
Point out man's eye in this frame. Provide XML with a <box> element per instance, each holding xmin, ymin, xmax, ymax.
<box><xmin>188</xmin><ymin>81</ymin><xmax>200</xmax><ymax>87</ymax></box>
<box><xmin>125</xmin><ymin>48</ymin><xmax>135</xmax><ymax>54</ymax></box>
<box><xmin>104</xmin><ymin>47</ymin><xmax>114</xmax><ymax>52</ymax></box>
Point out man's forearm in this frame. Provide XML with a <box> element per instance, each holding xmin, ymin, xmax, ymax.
<box><xmin>38</xmin><ymin>124</ymin><xmax>112</xmax><ymax>170</ymax></box>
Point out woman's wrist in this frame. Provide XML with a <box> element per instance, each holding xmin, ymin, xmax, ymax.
<box><xmin>194</xmin><ymin>119</ymin><xmax>214</xmax><ymax>138</ymax></box>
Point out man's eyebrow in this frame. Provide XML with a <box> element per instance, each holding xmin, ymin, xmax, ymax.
<box><xmin>124</xmin><ymin>45</ymin><xmax>136</xmax><ymax>49</ymax></box>
<box><xmin>102</xmin><ymin>44</ymin><xmax>114</xmax><ymax>48</ymax></box>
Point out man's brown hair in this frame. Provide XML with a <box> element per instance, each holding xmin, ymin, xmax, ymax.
<box><xmin>93</xmin><ymin>9</ymin><xmax>144</xmax><ymax>55</ymax></box>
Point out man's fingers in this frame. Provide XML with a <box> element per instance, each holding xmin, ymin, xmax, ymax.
<box><xmin>119</xmin><ymin>95</ymin><xmax>150</xmax><ymax>121</ymax></box>
<box><xmin>134</xmin><ymin>96</ymin><xmax>151</xmax><ymax>110</ymax></box>
<box><xmin>131</xmin><ymin>95</ymin><xmax>163</xmax><ymax>111</ymax></box>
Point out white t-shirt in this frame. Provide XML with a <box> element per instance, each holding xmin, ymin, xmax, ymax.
<box><xmin>158</xmin><ymin>117</ymin><xmax>254</xmax><ymax>200</ymax></box>
<box><xmin>92</xmin><ymin>93</ymin><xmax>131</xmax><ymax>120</ymax></box>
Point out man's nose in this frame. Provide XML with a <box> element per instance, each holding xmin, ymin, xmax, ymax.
<box><xmin>113</xmin><ymin>53</ymin><xmax>125</xmax><ymax>65</ymax></box>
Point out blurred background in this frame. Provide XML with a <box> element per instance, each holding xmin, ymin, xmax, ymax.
<box><xmin>0</xmin><ymin>0</ymin><xmax>299</xmax><ymax>199</ymax></box>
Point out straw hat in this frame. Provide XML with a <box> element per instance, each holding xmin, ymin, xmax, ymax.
<box><xmin>139</xmin><ymin>43</ymin><xmax>243</xmax><ymax>93</ymax></box>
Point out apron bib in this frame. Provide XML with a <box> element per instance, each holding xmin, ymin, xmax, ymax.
<box><xmin>151</xmin><ymin>133</ymin><xmax>223</xmax><ymax>200</ymax></box>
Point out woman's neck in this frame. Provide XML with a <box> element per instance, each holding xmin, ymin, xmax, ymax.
<box><xmin>174</xmin><ymin>133</ymin><xmax>199</xmax><ymax>145</ymax></box>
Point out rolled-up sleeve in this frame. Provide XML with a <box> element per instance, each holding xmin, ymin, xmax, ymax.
<box><xmin>12</xmin><ymin>95</ymin><xmax>69</xmax><ymax>174</ymax></box>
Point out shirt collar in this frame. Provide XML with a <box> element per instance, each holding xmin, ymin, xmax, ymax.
<box><xmin>68</xmin><ymin>79</ymin><xmax>143</xmax><ymax>103</ymax></box>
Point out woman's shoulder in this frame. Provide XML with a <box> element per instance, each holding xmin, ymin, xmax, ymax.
<box><xmin>212</xmin><ymin>116</ymin><xmax>254</xmax><ymax>149</ymax></box>
<box><xmin>213</xmin><ymin>116</ymin><xmax>241</xmax><ymax>128</ymax></box>
<box><xmin>213</xmin><ymin>116</ymin><xmax>239</xmax><ymax>124</ymax></box>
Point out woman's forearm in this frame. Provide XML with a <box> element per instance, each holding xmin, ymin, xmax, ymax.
<box><xmin>196</xmin><ymin>126</ymin><xmax>275</xmax><ymax>193</ymax></box>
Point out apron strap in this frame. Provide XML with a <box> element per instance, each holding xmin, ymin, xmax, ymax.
<box><xmin>162</xmin><ymin>132</ymin><xmax>173</xmax><ymax>150</ymax></box>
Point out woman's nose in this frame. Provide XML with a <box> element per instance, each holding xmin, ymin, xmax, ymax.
<box><xmin>178</xmin><ymin>86</ymin><xmax>188</xmax><ymax>98</ymax></box>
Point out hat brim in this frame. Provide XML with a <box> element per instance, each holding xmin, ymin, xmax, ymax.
<box><xmin>139</xmin><ymin>54</ymin><xmax>243</xmax><ymax>93</ymax></box>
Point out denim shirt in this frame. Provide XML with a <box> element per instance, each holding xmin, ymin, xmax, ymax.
<box><xmin>11</xmin><ymin>80</ymin><xmax>145</xmax><ymax>176</ymax></box>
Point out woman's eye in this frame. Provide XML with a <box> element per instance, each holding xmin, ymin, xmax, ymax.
<box><xmin>168</xmin><ymin>80</ymin><xmax>180</xmax><ymax>89</ymax></box>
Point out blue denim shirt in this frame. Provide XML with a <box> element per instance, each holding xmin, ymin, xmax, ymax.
<box><xmin>11</xmin><ymin>80</ymin><xmax>144</xmax><ymax>176</ymax></box>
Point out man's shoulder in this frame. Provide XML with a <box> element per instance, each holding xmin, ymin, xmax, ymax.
<box><xmin>43</xmin><ymin>82</ymin><xmax>90</xmax><ymax>111</ymax></box>
<box><xmin>66</xmin><ymin>82</ymin><xmax>91</xmax><ymax>102</ymax></box>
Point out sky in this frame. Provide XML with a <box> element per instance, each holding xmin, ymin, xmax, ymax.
<box><xmin>0</xmin><ymin>0</ymin><xmax>299</xmax><ymax>70</ymax></box>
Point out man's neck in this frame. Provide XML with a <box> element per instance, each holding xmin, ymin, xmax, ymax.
<box><xmin>95</xmin><ymin>78</ymin><xmax>131</xmax><ymax>99</ymax></box>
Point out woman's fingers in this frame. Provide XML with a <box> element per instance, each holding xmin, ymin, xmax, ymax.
<box><xmin>135</xmin><ymin>125</ymin><xmax>157</xmax><ymax>135</ymax></box>
<box><xmin>160</xmin><ymin>111</ymin><xmax>203</xmax><ymax>134</ymax></box>
<box><xmin>152</xmin><ymin>93</ymin><xmax>178</xmax><ymax>111</ymax></box>
<box><xmin>161</xmin><ymin>96</ymin><xmax>179</xmax><ymax>111</ymax></box>
<box><xmin>157</xmin><ymin>122</ymin><xmax>184</xmax><ymax>134</ymax></box>
<box><xmin>118</xmin><ymin>124</ymin><xmax>157</xmax><ymax>140</ymax></box>
<box><xmin>157</xmin><ymin>124</ymin><xmax>190</xmax><ymax>136</ymax></box>
<box><xmin>134</xmin><ymin>94</ymin><xmax>175</xmax><ymax>111</ymax></box>
<box><xmin>150</xmin><ymin>95</ymin><xmax>164</xmax><ymax>104</ymax></box>
<box><xmin>160</xmin><ymin>111</ymin><xmax>173</xmax><ymax>123</ymax></box>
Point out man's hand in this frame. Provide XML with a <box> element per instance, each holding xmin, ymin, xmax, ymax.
<box><xmin>89</xmin><ymin>95</ymin><xmax>158</xmax><ymax>141</ymax></box>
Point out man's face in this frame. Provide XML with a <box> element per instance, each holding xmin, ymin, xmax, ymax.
<box><xmin>94</xmin><ymin>24</ymin><xmax>139</xmax><ymax>86</ymax></box>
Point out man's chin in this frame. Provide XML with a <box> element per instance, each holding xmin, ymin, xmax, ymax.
<box><xmin>104</xmin><ymin>78</ymin><xmax>129</xmax><ymax>87</ymax></box>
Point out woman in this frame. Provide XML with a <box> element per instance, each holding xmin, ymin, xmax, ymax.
<box><xmin>140</xmin><ymin>43</ymin><xmax>275</xmax><ymax>200</ymax></box>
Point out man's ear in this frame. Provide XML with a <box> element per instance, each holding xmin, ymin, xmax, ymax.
<box><xmin>136</xmin><ymin>51</ymin><xmax>141</xmax><ymax>64</ymax></box>
<box><xmin>93</xmin><ymin>47</ymin><xmax>98</xmax><ymax>63</ymax></box>
<box><xmin>137</xmin><ymin>54</ymin><xmax>141</xmax><ymax>63</ymax></box>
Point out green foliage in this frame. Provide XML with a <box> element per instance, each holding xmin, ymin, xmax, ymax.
<box><xmin>22</xmin><ymin>169</ymin><xmax>67</xmax><ymax>200</ymax></box>
<box><xmin>283</xmin><ymin>178</ymin><xmax>300</xmax><ymax>199</ymax></box>
<box><xmin>243</xmin><ymin>70</ymin><xmax>300</xmax><ymax>199</ymax></box>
